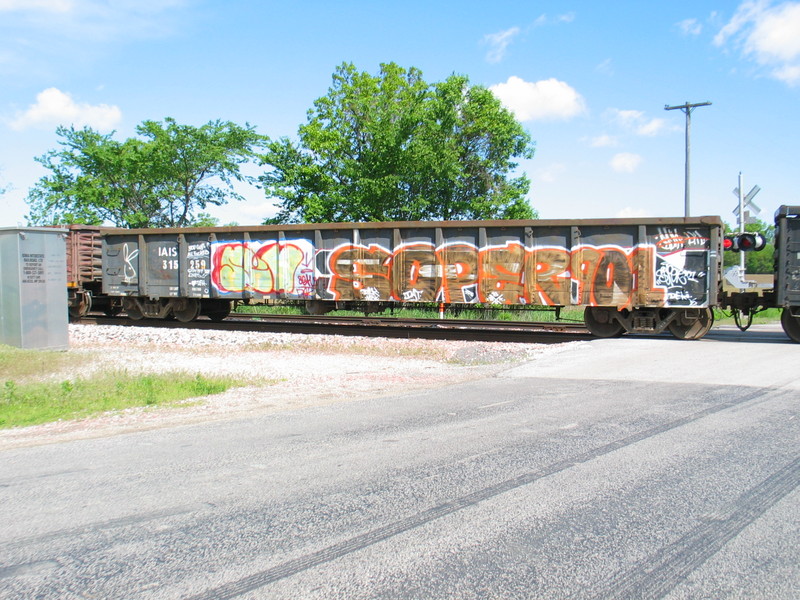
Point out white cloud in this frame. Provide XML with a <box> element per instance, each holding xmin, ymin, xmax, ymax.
<box><xmin>595</xmin><ymin>58</ymin><xmax>614</xmax><ymax>76</ymax></box>
<box><xmin>715</xmin><ymin>0</ymin><xmax>800</xmax><ymax>85</ymax></box>
<box><xmin>0</xmin><ymin>0</ymin><xmax>72</xmax><ymax>11</ymax></box>
<box><xmin>677</xmin><ymin>18</ymin><xmax>702</xmax><ymax>36</ymax></box>
<box><xmin>773</xmin><ymin>62</ymin><xmax>800</xmax><ymax>84</ymax></box>
<box><xmin>534</xmin><ymin>12</ymin><xmax>576</xmax><ymax>26</ymax></box>
<box><xmin>534</xmin><ymin>163</ymin><xmax>567</xmax><ymax>183</ymax></box>
<box><xmin>483</xmin><ymin>26</ymin><xmax>520</xmax><ymax>63</ymax></box>
<box><xmin>1</xmin><ymin>0</ymin><xmax>188</xmax><ymax>43</ymax></box>
<box><xmin>617</xmin><ymin>206</ymin><xmax>652</xmax><ymax>218</ymax></box>
<box><xmin>588</xmin><ymin>134</ymin><xmax>618</xmax><ymax>148</ymax></box>
<box><xmin>489</xmin><ymin>76</ymin><xmax>586</xmax><ymax>122</ymax></box>
<box><xmin>610</xmin><ymin>153</ymin><xmax>643</xmax><ymax>173</ymax></box>
<box><xmin>747</xmin><ymin>1</ymin><xmax>800</xmax><ymax>61</ymax></box>
<box><xmin>612</xmin><ymin>109</ymin><xmax>644</xmax><ymax>128</ymax></box>
<box><xmin>636</xmin><ymin>118</ymin><xmax>668</xmax><ymax>136</ymax></box>
<box><xmin>10</xmin><ymin>87</ymin><xmax>121</xmax><ymax>131</ymax></box>
<box><xmin>609</xmin><ymin>109</ymin><xmax>670</xmax><ymax>136</ymax></box>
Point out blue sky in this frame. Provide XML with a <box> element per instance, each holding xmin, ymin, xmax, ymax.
<box><xmin>1</xmin><ymin>0</ymin><xmax>798</xmax><ymax>227</ymax></box>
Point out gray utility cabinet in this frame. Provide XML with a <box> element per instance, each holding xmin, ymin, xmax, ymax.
<box><xmin>0</xmin><ymin>228</ymin><xmax>69</xmax><ymax>350</ymax></box>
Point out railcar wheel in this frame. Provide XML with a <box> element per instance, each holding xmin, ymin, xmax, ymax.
<box><xmin>104</xmin><ymin>303</ymin><xmax>122</xmax><ymax>317</ymax></box>
<box><xmin>203</xmin><ymin>300</ymin><xmax>231</xmax><ymax>322</ymax></box>
<box><xmin>780</xmin><ymin>309</ymin><xmax>800</xmax><ymax>343</ymax></box>
<box><xmin>68</xmin><ymin>293</ymin><xmax>91</xmax><ymax>322</ymax></box>
<box><xmin>667</xmin><ymin>308</ymin><xmax>713</xmax><ymax>340</ymax></box>
<box><xmin>172</xmin><ymin>299</ymin><xmax>201</xmax><ymax>323</ymax></box>
<box><xmin>123</xmin><ymin>298</ymin><xmax>144</xmax><ymax>320</ymax></box>
<box><xmin>583</xmin><ymin>307</ymin><xmax>625</xmax><ymax>338</ymax></box>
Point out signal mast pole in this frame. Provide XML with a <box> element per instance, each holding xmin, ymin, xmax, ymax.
<box><xmin>664</xmin><ymin>101</ymin><xmax>711</xmax><ymax>217</ymax></box>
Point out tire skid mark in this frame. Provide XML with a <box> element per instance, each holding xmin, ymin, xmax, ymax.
<box><xmin>0</xmin><ymin>468</ymin><xmax>90</xmax><ymax>488</ymax></box>
<box><xmin>185</xmin><ymin>386</ymin><xmax>786</xmax><ymax>600</ymax></box>
<box><xmin>0</xmin><ymin>505</ymin><xmax>199</xmax><ymax>552</ymax></box>
<box><xmin>588</xmin><ymin>454</ymin><xmax>800</xmax><ymax>600</ymax></box>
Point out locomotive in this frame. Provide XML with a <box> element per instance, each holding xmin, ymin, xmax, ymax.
<box><xmin>65</xmin><ymin>206</ymin><xmax>800</xmax><ymax>343</ymax></box>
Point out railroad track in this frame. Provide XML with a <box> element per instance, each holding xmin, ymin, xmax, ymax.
<box><xmin>79</xmin><ymin>313</ymin><xmax>592</xmax><ymax>344</ymax></box>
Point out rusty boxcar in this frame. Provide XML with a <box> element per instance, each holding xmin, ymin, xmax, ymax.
<box><xmin>65</xmin><ymin>225</ymin><xmax>106</xmax><ymax>320</ymax></box>
<box><xmin>96</xmin><ymin>215</ymin><xmax>724</xmax><ymax>340</ymax></box>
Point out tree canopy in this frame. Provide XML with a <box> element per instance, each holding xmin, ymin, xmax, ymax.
<box><xmin>260</xmin><ymin>62</ymin><xmax>536</xmax><ymax>224</ymax></box>
<box><xmin>26</xmin><ymin>118</ymin><xmax>265</xmax><ymax>228</ymax></box>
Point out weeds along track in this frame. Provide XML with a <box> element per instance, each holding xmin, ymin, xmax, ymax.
<box><xmin>79</xmin><ymin>313</ymin><xmax>591</xmax><ymax>344</ymax></box>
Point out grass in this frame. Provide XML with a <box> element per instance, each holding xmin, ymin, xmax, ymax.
<box><xmin>0</xmin><ymin>345</ymin><xmax>245</xmax><ymax>429</ymax></box>
<box><xmin>0</xmin><ymin>371</ymin><xmax>240</xmax><ymax>429</ymax></box>
<box><xmin>712</xmin><ymin>307</ymin><xmax>782</xmax><ymax>325</ymax></box>
<box><xmin>0</xmin><ymin>346</ymin><xmax>91</xmax><ymax>380</ymax></box>
<box><xmin>234</xmin><ymin>301</ymin><xmax>586</xmax><ymax>322</ymax></box>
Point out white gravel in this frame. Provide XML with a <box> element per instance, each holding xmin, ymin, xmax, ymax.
<box><xmin>0</xmin><ymin>324</ymin><xmax>582</xmax><ymax>449</ymax></box>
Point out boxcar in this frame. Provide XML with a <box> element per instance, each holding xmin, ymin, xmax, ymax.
<box><xmin>65</xmin><ymin>225</ymin><xmax>105</xmax><ymax>320</ymax></box>
<box><xmin>99</xmin><ymin>215</ymin><xmax>724</xmax><ymax>340</ymax></box>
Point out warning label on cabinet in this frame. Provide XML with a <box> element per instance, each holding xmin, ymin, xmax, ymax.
<box><xmin>21</xmin><ymin>253</ymin><xmax>45</xmax><ymax>284</ymax></box>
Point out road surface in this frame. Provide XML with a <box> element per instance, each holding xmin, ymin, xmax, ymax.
<box><xmin>1</xmin><ymin>325</ymin><xmax>798</xmax><ymax>599</ymax></box>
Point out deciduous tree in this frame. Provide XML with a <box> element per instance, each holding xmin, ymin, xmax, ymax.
<box><xmin>26</xmin><ymin>119</ymin><xmax>265</xmax><ymax>228</ymax></box>
<box><xmin>260</xmin><ymin>62</ymin><xmax>535</xmax><ymax>224</ymax></box>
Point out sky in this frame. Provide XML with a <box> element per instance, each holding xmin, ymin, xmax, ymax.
<box><xmin>1</xmin><ymin>0</ymin><xmax>799</xmax><ymax>228</ymax></box>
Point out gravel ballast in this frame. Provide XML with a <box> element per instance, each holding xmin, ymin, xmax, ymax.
<box><xmin>0</xmin><ymin>324</ymin><xmax>581</xmax><ymax>449</ymax></box>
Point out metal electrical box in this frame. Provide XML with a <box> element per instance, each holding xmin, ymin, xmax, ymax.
<box><xmin>0</xmin><ymin>228</ymin><xmax>69</xmax><ymax>350</ymax></box>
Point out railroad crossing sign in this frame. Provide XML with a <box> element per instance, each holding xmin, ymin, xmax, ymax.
<box><xmin>732</xmin><ymin>183</ymin><xmax>761</xmax><ymax>223</ymax></box>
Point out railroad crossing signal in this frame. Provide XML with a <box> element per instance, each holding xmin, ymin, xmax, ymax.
<box><xmin>724</xmin><ymin>232</ymin><xmax>766</xmax><ymax>252</ymax></box>
<box><xmin>732</xmin><ymin>173</ymin><xmax>762</xmax><ymax>272</ymax></box>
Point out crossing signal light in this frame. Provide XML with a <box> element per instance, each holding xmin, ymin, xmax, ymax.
<box><xmin>724</xmin><ymin>232</ymin><xmax>766</xmax><ymax>252</ymax></box>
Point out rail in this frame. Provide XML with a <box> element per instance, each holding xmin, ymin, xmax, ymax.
<box><xmin>78</xmin><ymin>313</ymin><xmax>592</xmax><ymax>344</ymax></box>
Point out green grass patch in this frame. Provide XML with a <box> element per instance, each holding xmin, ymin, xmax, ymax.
<box><xmin>0</xmin><ymin>370</ymin><xmax>242</xmax><ymax>429</ymax></box>
<box><xmin>0</xmin><ymin>344</ymin><xmax>92</xmax><ymax>381</ymax></box>
<box><xmin>712</xmin><ymin>307</ymin><xmax>781</xmax><ymax>325</ymax></box>
<box><xmin>234</xmin><ymin>302</ymin><xmax>584</xmax><ymax>322</ymax></box>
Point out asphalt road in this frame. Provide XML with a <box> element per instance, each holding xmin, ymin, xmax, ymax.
<box><xmin>1</xmin><ymin>325</ymin><xmax>798</xmax><ymax>599</ymax></box>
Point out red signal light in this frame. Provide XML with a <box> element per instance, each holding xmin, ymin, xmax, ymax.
<box><xmin>723</xmin><ymin>233</ymin><xmax>766</xmax><ymax>252</ymax></box>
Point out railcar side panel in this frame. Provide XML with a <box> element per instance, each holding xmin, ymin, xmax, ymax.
<box><xmin>103</xmin><ymin>237</ymin><xmax>140</xmax><ymax>296</ymax></box>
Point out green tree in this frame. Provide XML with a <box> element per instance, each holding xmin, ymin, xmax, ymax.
<box><xmin>26</xmin><ymin>119</ymin><xmax>265</xmax><ymax>228</ymax></box>
<box><xmin>723</xmin><ymin>219</ymin><xmax>775</xmax><ymax>274</ymax></box>
<box><xmin>136</xmin><ymin>118</ymin><xmax>264</xmax><ymax>226</ymax></box>
<box><xmin>260</xmin><ymin>62</ymin><xmax>535</xmax><ymax>224</ymax></box>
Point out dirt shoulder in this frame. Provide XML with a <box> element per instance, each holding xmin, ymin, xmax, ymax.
<box><xmin>0</xmin><ymin>325</ymin><xmax>579</xmax><ymax>450</ymax></box>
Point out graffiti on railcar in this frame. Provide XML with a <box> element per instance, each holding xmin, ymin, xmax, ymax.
<box><xmin>199</xmin><ymin>229</ymin><xmax>711</xmax><ymax>307</ymax></box>
<box><xmin>186</xmin><ymin>241</ymin><xmax>211</xmax><ymax>296</ymax></box>
<box><xmin>326</xmin><ymin>243</ymin><xmax>392</xmax><ymax>302</ymax></box>
<box><xmin>210</xmin><ymin>240</ymin><xmax>315</xmax><ymax>297</ymax></box>
<box><xmin>122</xmin><ymin>243</ymin><xmax>139</xmax><ymax>283</ymax></box>
<box><xmin>652</xmin><ymin>228</ymin><xmax>710</xmax><ymax>306</ymax></box>
<box><xmin>321</xmin><ymin>241</ymin><xmax>679</xmax><ymax>307</ymax></box>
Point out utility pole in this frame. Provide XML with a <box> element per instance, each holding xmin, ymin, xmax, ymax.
<box><xmin>664</xmin><ymin>101</ymin><xmax>711</xmax><ymax>218</ymax></box>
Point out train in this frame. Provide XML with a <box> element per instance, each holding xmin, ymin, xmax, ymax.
<box><xmin>64</xmin><ymin>205</ymin><xmax>800</xmax><ymax>343</ymax></box>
